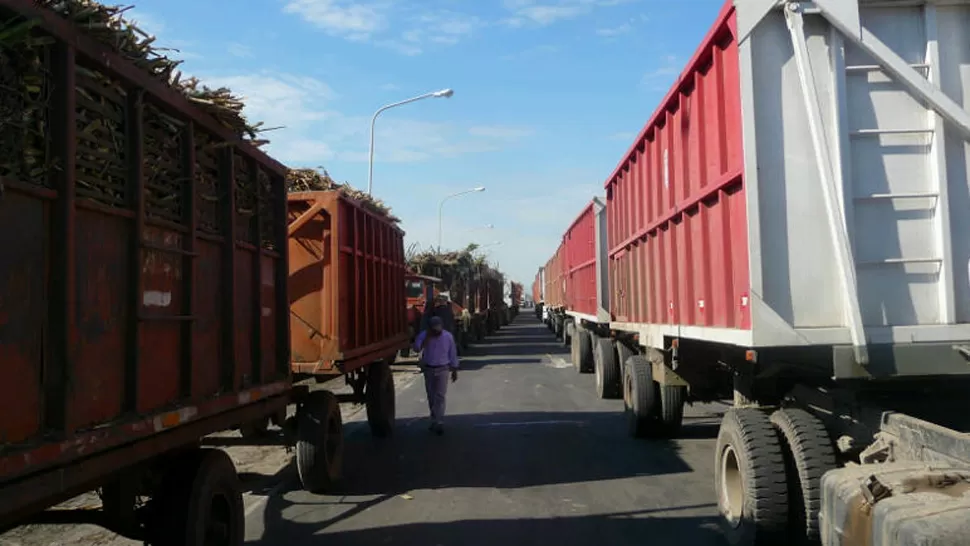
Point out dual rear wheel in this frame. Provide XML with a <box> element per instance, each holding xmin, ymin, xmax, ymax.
<box><xmin>621</xmin><ymin>354</ymin><xmax>686</xmax><ymax>438</ymax></box>
<box><xmin>714</xmin><ymin>406</ymin><xmax>836</xmax><ymax>546</ymax></box>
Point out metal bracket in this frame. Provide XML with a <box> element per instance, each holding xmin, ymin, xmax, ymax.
<box><xmin>652</xmin><ymin>361</ymin><xmax>689</xmax><ymax>388</ymax></box>
<box><xmin>810</xmin><ymin>1</ymin><xmax>970</xmax><ymax>142</ymax></box>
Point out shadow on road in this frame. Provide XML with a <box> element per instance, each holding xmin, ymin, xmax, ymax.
<box><xmin>243</xmin><ymin>315</ymin><xmax>725</xmax><ymax>545</ymax></box>
<box><xmin>248</xmin><ymin>506</ymin><xmax>727</xmax><ymax>546</ymax></box>
<box><xmin>245</xmin><ymin>405</ymin><xmax>723</xmax><ymax>544</ymax></box>
<box><xmin>332</xmin><ymin>410</ymin><xmax>707</xmax><ymax>496</ymax></box>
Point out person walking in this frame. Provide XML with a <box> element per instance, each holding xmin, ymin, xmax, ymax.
<box><xmin>413</xmin><ymin>315</ymin><xmax>459</xmax><ymax>435</ymax></box>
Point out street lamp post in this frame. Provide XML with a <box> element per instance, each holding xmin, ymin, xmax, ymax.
<box><xmin>438</xmin><ymin>187</ymin><xmax>486</xmax><ymax>252</ymax></box>
<box><xmin>367</xmin><ymin>88</ymin><xmax>454</xmax><ymax>195</ymax></box>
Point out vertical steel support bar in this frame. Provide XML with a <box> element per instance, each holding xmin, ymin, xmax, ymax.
<box><xmin>828</xmin><ymin>28</ymin><xmax>854</xmax><ymax>247</ymax></box>
<box><xmin>46</xmin><ymin>42</ymin><xmax>76</xmax><ymax>433</ymax></box>
<box><xmin>220</xmin><ymin>149</ymin><xmax>237</xmax><ymax>390</ymax></box>
<box><xmin>180</xmin><ymin>121</ymin><xmax>197</xmax><ymax>398</ymax></box>
<box><xmin>785</xmin><ymin>4</ymin><xmax>869</xmax><ymax>365</ymax></box>
<box><xmin>923</xmin><ymin>4</ymin><xmax>956</xmax><ymax>324</ymax></box>
<box><xmin>124</xmin><ymin>88</ymin><xmax>145</xmax><ymax>413</ymax></box>
<box><xmin>250</xmin><ymin>159</ymin><xmax>263</xmax><ymax>384</ymax></box>
<box><xmin>274</xmin><ymin>174</ymin><xmax>290</xmax><ymax>378</ymax></box>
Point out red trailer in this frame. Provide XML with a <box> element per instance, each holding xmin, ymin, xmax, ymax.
<box><xmin>0</xmin><ymin>1</ymin><xmax>334</xmax><ymax>540</ymax></box>
<box><xmin>532</xmin><ymin>267</ymin><xmax>545</xmax><ymax>319</ymax></box>
<box><xmin>287</xmin><ymin>191</ymin><xmax>408</xmax><ymax>439</ymax></box>
<box><xmin>542</xmin><ymin>243</ymin><xmax>565</xmax><ymax>338</ymax></box>
<box><xmin>542</xmin><ymin>1</ymin><xmax>970</xmax><ymax>543</ymax></box>
<box><xmin>556</xmin><ymin>198</ymin><xmax>615</xmax><ymax>392</ymax></box>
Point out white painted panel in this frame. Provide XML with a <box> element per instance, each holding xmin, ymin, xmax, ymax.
<box><xmin>739</xmin><ymin>0</ymin><xmax>970</xmax><ymax>346</ymax></box>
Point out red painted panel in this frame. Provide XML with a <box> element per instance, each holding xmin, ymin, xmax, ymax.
<box><xmin>0</xmin><ymin>191</ymin><xmax>47</xmax><ymax>445</ymax></box>
<box><xmin>563</xmin><ymin>202</ymin><xmax>598</xmax><ymax>317</ymax></box>
<box><xmin>192</xmin><ymin>241</ymin><xmax>223</xmax><ymax>399</ymax></box>
<box><xmin>71</xmin><ymin>208</ymin><xmax>127</xmax><ymax>432</ymax></box>
<box><xmin>138</xmin><ymin>226</ymin><xmax>183</xmax><ymax>413</ymax></box>
<box><xmin>604</xmin><ymin>2</ymin><xmax>749</xmax><ymax>333</ymax></box>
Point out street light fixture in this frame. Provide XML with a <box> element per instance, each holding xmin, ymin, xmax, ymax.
<box><xmin>467</xmin><ymin>224</ymin><xmax>495</xmax><ymax>231</ymax></box>
<box><xmin>438</xmin><ymin>187</ymin><xmax>486</xmax><ymax>252</ymax></box>
<box><xmin>367</xmin><ymin>88</ymin><xmax>454</xmax><ymax>195</ymax></box>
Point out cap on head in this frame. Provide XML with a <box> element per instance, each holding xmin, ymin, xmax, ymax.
<box><xmin>429</xmin><ymin>316</ymin><xmax>443</xmax><ymax>329</ymax></box>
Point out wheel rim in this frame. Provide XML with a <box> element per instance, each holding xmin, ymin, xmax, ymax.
<box><xmin>205</xmin><ymin>492</ymin><xmax>233</xmax><ymax>546</ymax></box>
<box><xmin>718</xmin><ymin>444</ymin><xmax>744</xmax><ymax>528</ymax></box>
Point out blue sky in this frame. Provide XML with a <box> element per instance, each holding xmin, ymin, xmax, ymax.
<box><xmin>128</xmin><ymin>0</ymin><xmax>726</xmax><ymax>284</ymax></box>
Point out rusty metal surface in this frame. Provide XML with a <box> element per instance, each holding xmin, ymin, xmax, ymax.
<box><xmin>138</xmin><ymin>225</ymin><xmax>183</xmax><ymax>414</ymax></box>
<box><xmin>0</xmin><ymin>385</ymin><xmax>291</xmax><ymax>530</ymax></box>
<box><xmin>71</xmin><ymin>208</ymin><xmax>128</xmax><ymax>432</ymax></box>
<box><xmin>191</xmin><ymin>241</ymin><xmax>223</xmax><ymax>399</ymax></box>
<box><xmin>0</xmin><ymin>6</ymin><xmax>292</xmax><ymax>523</ymax></box>
<box><xmin>235</xmin><ymin>249</ymin><xmax>255</xmax><ymax>387</ymax></box>
<box><xmin>0</xmin><ymin>191</ymin><xmax>47</xmax><ymax>445</ymax></box>
<box><xmin>260</xmin><ymin>254</ymin><xmax>279</xmax><ymax>383</ymax></box>
<box><xmin>288</xmin><ymin>192</ymin><xmax>409</xmax><ymax>376</ymax></box>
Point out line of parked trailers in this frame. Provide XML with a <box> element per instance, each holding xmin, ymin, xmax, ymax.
<box><xmin>0</xmin><ymin>1</ymin><xmax>512</xmax><ymax>543</ymax></box>
<box><xmin>533</xmin><ymin>1</ymin><xmax>970</xmax><ymax>545</ymax></box>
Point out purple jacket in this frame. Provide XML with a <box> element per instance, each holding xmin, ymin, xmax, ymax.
<box><xmin>414</xmin><ymin>330</ymin><xmax>459</xmax><ymax>369</ymax></box>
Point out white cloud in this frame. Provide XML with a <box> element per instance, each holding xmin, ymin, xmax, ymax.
<box><xmin>195</xmin><ymin>72</ymin><xmax>530</xmax><ymax>166</ymax></box>
<box><xmin>194</xmin><ymin>72</ymin><xmax>337</xmax><ymax>164</ymax></box>
<box><xmin>596</xmin><ymin>22</ymin><xmax>632</xmax><ymax>36</ymax></box>
<box><xmin>640</xmin><ymin>54</ymin><xmax>682</xmax><ymax>91</ymax></box>
<box><xmin>282</xmin><ymin>0</ymin><xmax>388</xmax><ymax>39</ymax></box>
<box><xmin>126</xmin><ymin>10</ymin><xmax>165</xmax><ymax>35</ymax></box>
<box><xmin>227</xmin><ymin>42</ymin><xmax>254</xmax><ymax>58</ymax></box>
<box><xmin>282</xmin><ymin>1</ymin><xmax>480</xmax><ymax>54</ymax></box>
<box><xmin>401</xmin><ymin>178</ymin><xmax>602</xmax><ymax>283</ymax></box>
<box><xmin>502</xmin><ymin>0</ymin><xmax>634</xmax><ymax>27</ymax></box>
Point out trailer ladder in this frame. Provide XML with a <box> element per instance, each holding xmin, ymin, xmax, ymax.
<box><xmin>779</xmin><ymin>0</ymin><xmax>970</xmax><ymax>365</ymax></box>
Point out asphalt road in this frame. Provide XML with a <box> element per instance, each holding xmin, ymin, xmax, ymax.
<box><xmin>245</xmin><ymin>314</ymin><xmax>730</xmax><ymax>545</ymax></box>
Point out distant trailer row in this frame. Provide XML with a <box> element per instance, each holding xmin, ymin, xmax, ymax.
<box><xmin>537</xmin><ymin>1</ymin><xmax>970</xmax><ymax>545</ymax></box>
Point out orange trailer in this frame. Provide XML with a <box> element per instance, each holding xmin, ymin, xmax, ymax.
<box><xmin>286</xmin><ymin>191</ymin><xmax>408</xmax><ymax>438</ymax></box>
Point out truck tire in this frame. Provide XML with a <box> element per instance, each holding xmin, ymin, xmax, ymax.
<box><xmin>570</xmin><ymin>327</ymin><xmax>582</xmax><ymax>371</ymax></box>
<box><xmin>563</xmin><ymin>321</ymin><xmax>573</xmax><ymax>348</ymax></box>
<box><xmin>593</xmin><ymin>336</ymin><xmax>621</xmax><ymax>399</ymax></box>
<box><xmin>147</xmin><ymin>448</ymin><xmax>244</xmax><ymax>546</ymax></box>
<box><xmin>572</xmin><ymin>328</ymin><xmax>594</xmax><ymax>373</ymax></box>
<box><xmin>622</xmin><ymin>355</ymin><xmax>656</xmax><ymax>437</ymax></box>
<box><xmin>616</xmin><ymin>341</ymin><xmax>635</xmax><ymax>378</ymax></box>
<box><xmin>769</xmin><ymin>408</ymin><xmax>836</xmax><ymax>546</ymax></box>
<box><xmin>296</xmin><ymin>390</ymin><xmax>344</xmax><ymax>493</ymax></box>
<box><xmin>714</xmin><ymin>408</ymin><xmax>789</xmax><ymax>546</ymax></box>
<box><xmin>366</xmin><ymin>360</ymin><xmax>396</xmax><ymax>438</ymax></box>
<box><xmin>658</xmin><ymin>384</ymin><xmax>687</xmax><ymax>435</ymax></box>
